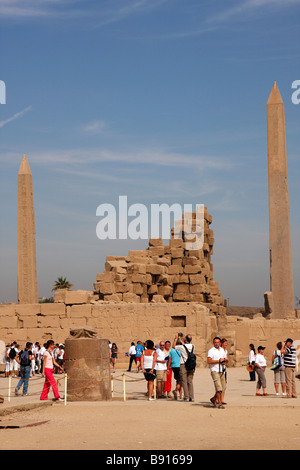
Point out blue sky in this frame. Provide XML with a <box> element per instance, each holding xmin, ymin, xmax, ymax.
<box><xmin>0</xmin><ymin>0</ymin><xmax>299</xmax><ymax>306</ymax></box>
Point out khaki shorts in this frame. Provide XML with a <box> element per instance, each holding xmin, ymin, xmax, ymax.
<box><xmin>211</xmin><ymin>371</ymin><xmax>226</xmax><ymax>393</ymax></box>
<box><xmin>156</xmin><ymin>370</ymin><xmax>167</xmax><ymax>382</ymax></box>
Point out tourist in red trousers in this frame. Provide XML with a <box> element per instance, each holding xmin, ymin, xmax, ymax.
<box><xmin>40</xmin><ymin>340</ymin><xmax>63</xmax><ymax>401</ymax></box>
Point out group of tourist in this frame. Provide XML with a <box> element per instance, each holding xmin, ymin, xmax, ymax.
<box><xmin>4</xmin><ymin>340</ymin><xmax>65</xmax><ymax>401</ymax></box>
<box><xmin>128</xmin><ymin>333</ymin><xmax>209</xmax><ymax>402</ymax></box>
<box><xmin>5</xmin><ymin>341</ymin><xmax>65</xmax><ymax>378</ymax></box>
<box><xmin>247</xmin><ymin>338</ymin><xmax>298</xmax><ymax>398</ymax></box>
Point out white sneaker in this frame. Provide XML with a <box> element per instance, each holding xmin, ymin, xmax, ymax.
<box><xmin>148</xmin><ymin>398</ymin><xmax>155</xmax><ymax>401</ymax></box>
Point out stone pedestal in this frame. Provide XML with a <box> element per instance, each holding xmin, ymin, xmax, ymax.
<box><xmin>65</xmin><ymin>328</ymin><xmax>111</xmax><ymax>401</ymax></box>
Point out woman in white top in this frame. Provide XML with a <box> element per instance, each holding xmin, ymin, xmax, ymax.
<box><xmin>141</xmin><ymin>340</ymin><xmax>157</xmax><ymax>401</ymax></box>
<box><xmin>255</xmin><ymin>346</ymin><xmax>268</xmax><ymax>396</ymax></box>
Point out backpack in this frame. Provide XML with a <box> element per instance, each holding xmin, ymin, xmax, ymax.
<box><xmin>20</xmin><ymin>350</ymin><xmax>30</xmax><ymax>367</ymax></box>
<box><xmin>9</xmin><ymin>348</ymin><xmax>17</xmax><ymax>360</ymax></box>
<box><xmin>183</xmin><ymin>345</ymin><xmax>196</xmax><ymax>371</ymax></box>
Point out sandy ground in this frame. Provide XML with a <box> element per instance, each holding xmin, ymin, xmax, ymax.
<box><xmin>0</xmin><ymin>367</ymin><xmax>300</xmax><ymax>451</ymax></box>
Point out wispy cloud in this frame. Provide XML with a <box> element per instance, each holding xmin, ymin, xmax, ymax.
<box><xmin>82</xmin><ymin>120</ymin><xmax>108</xmax><ymax>135</ymax></box>
<box><xmin>0</xmin><ymin>0</ymin><xmax>169</xmax><ymax>23</ymax></box>
<box><xmin>206</xmin><ymin>0</ymin><xmax>300</xmax><ymax>25</ymax></box>
<box><xmin>0</xmin><ymin>105</ymin><xmax>32</xmax><ymax>128</ymax></box>
<box><xmin>20</xmin><ymin>147</ymin><xmax>235</xmax><ymax>172</ymax></box>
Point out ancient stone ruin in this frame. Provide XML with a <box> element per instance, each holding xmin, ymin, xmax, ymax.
<box><xmin>93</xmin><ymin>208</ymin><xmax>226</xmax><ymax>316</ymax></box>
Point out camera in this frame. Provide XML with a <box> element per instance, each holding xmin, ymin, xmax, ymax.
<box><xmin>178</xmin><ymin>332</ymin><xmax>183</xmax><ymax>337</ymax></box>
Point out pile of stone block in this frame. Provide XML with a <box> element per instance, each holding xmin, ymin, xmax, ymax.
<box><xmin>93</xmin><ymin>210</ymin><xmax>226</xmax><ymax>316</ymax></box>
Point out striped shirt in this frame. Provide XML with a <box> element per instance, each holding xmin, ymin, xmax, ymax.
<box><xmin>284</xmin><ymin>346</ymin><xmax>297</xmax><ymax>368</ymax></box>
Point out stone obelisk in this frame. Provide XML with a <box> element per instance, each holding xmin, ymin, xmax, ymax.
<box><xmin>18</xmin><ymin>154</ymin><xmax>39</xmax><ymax>304</ymax></box>
<box><xmin>267</xmin><ymin>82</ymin><xmax>295</xmax><ymax>318</ymax></box>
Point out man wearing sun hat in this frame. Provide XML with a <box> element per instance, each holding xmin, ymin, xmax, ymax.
<box><xmin>283</xmin><ymin>338</ymin><xmax>297</xmax><ymax>398</ymax></box>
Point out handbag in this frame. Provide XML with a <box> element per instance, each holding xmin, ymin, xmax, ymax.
<box><xmin>270</xmin><ymin>351</ymin><xmax>282</xmax><ymax>370</ymax></box>
<box><xmin>246</xmin><ymin>364</ymin><xmax>254</xmax><ymax>372</ymax></box>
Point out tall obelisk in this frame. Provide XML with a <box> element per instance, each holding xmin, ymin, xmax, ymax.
<box><xmin>267</xmin><ymin>82</ymin><xmax>295</xmax><ymax>318</ymax></box>
<box><xmin>18</xmin><ymin>154</ymin><xmax>39</xmax><ymax>304</ymax></box>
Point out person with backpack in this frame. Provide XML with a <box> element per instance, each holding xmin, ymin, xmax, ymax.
<box><xmin>15</xmin><ymin>342</ymin><xmax>33</xmax><ymax>396</ymax></box>
<box><xmin>272</xmin><ymin>342</ymin><xmax>286</xmax><ymax>396</ymax></box>
<box><xmin>173</xmin><ymin>333</ymin><xmax>196</xmax><ymax>402</ymax></box>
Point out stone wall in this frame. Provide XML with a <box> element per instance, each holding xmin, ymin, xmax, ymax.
<box><xmin>1</xmin><ymin>298</ymin><xmax>300</xmax><ymax>368</ymax></box>
<box><xmin>0</xmin><ymin>300</ymin><xmax>213</xmax><ymax>366</ymax></box>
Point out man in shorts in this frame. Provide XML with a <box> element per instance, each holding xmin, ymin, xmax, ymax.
<box><xmin>207</xmin><ymin>337</ymin><xmax>228</xmax><ymax>409</ymax></box>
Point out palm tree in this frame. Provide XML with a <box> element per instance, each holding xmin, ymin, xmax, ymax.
<box><xmin>52</xmin><ymin>276</ymin><xmax>73</xmax><ymax>292</ymax></box>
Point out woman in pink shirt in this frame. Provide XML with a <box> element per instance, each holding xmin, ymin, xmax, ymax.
<box><xmin>40</xmin><ymin>340</ymin><xmax>63</xmax><ymax>401</ymax></box>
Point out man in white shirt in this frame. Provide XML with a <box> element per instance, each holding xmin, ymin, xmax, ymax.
<box><xmin>207</xmin><ymin>337</ymin><xmax>228</xmax><ymax>409</ymax></box>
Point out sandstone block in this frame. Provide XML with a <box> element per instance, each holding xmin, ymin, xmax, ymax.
<box><xmin>151</xmin><ymin>295</ymin><xmax>166</xmax><ymax>303</ymax></box>
<box><xmin>168</xmin><ymin>265</ymin><xmax>183</xmax><ymax>275</ymax></box>
<box><xmin>149</xmin><ymin>238</ymin><xmax>163</xmax><ymax>246</ymax></box>
<box><xmin>99</xmin><ymin>283</ymin><xmax>116</xmax><ymax>295</ymax></box>
<box><xmin>146</xmin><ymin>264</ymin><xmax>166</xmax><ymax>275</ymax></box>
<box><xmin>65</xmin><ymin>290</ymin><xmax>94</xmax><ymax>305</ymax></box>
<box><xmin>123</xmin><ymin>293</ymin><xmax>140</xmax><ymax>303</ymax></box>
